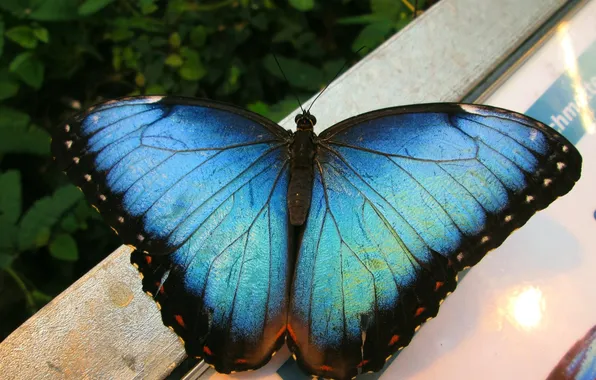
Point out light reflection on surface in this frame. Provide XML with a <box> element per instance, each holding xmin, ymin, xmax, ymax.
<box><xmin>504</xmin><ymin>286</ymin><xmax>545</xmax><ymax>331</ymax></box>
<box><xmin>558</xmin><ymin>22</ymin><xmax>596</xmax><ymax>134</ymax></box>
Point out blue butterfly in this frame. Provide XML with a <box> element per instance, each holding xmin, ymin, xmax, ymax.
<box><xmin>52</xmin><ymin>96</ymin><xmax>581</xmax><ymax>379</ymax></box>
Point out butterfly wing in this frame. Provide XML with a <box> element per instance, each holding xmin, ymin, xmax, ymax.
<box><xmin>547</xmin><ymin>325</ymin><xmax>596</xmax><ymax>380</ymax></box>
<box><xmin>288</xmin><ymin>103</ymin><xmax>582</xmax><ymax>379</ymax></box>
<box><xmin>52</xmin><ymin>96</ymin><xmax>292</xmax><ymax>372</ymax></box>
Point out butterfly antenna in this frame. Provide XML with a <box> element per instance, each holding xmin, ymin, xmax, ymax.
<box><xmin>272</xmin><ymin>53</ymin><xmax>305</xmax><ymax>114</ymax></box>
<box><xmin>306</xmin><ymin>46</ymin><xmax>368</xmax><ymax>113</ymax></box>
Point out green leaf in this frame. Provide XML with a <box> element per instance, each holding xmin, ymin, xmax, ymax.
<box><xmin>168</xmin><ymin>32</ymin><xmax>181</xmax><ymax>48</ymax></box>
<box><xmin>0</xmin><ymin>120</ymin><xmax>50</xmax><ymax>156</ymax></box>
<box><xmin>338</xmin><ymin>14</ymin><xmax>388</xmax><ymax>25</ymax></box>
<box><xmin>322</xmin><ymin>59</ymin><xmax>344</xmax><ymax>79</ymax></box>
<box><xmin>0</xmin><ymin>0</ymin><xmax>80</xmax><ymax>21</ymax></box>
<box><xmin>0</xmin><ymin>20</ymin><xmax>4</xmax><ymax>58</ymax></box>
<box><xmin>33</xmin><ymin>26</ymin><xmax>49</xmax><ymax>43</ymax></box>
<box><xmin>112</xmin><ymin>46</ymin><xmax>122</xmax><ymax>70</ymax></box>
<box><xmin>263</xmin><ymin>55</ymin><xmax>323</xmax><ymax>91</ymax></box>
<box><xmin>0</xmin><ymin>106</ymin><xmax>30</xmax><ymax>127</ymax></box>
<box><xmin>250</xmin><ymin>96</ymin><xmax>305</xmax><ymax>123</ymax></box>
<box><xmin>5</xmin><ymin>26</ymin><xmax>38</xmax><ymax>49</ymax></box>
<box><xmin>164</xmin><ymin>54</ymin><xmax>183</xmax><ymax>67</ymax></box>
<box><xmin>78</xmin><ymin>0</ymin><xmax>116</xmax><ymax>15</ymax></box>
<box><xmin>371</xmin><ymin>0</ymin><xmax>403</xmax><ymax>19</ymax></box>
<box><xmin>351</xmin><ymin>22</ymin><xmax>393</xmax><ymax>52</ymax></box>
<box><xmin>18</xmin><ymin>185</ymin><xmax>82</xmax><ymax>251</ymax></box>
<box><xmin>145</xmin><ymin>84</ymin><xmax>165</xmax><ymax>95</ymax></box>
<box><xmin>0</xmin><ymin>77</ymin><xmax>19</xmax><ymax>100</ymax></box>
<box><xmin>139</xmin><ymin>0</ymin><xmax>158</xmax><ymax>14</ymax></box>
<box><xmin>189</xmin><ymin>26</ymin><xmax>206</xmax><ymax>47</ymax></box>
<box><xmin>31</xmin><ymin>290</ymin><xmax>53</xmax><ymax>304</ymax></box>
<box><xmin>49</xmin><ymin>233</ymin><xmax>78</xmax><ymax>261</ymax></box>
<box><xmin>0</xmin><ymin>252</ymin><xmax>14</xmax><ymax>269</ymax></box>
<box><xmin>59</xmin><ymin>214</ymin><xmax>79</xmax><ymax>233</ymax></box>
<box><xmin>178</xmin><ymin>48</ymin><xmax>206</xmax><ymax>81</ymax></box>
<box><xmin>246</xmin><ymin>101</ymin><xmax>269</xmax><ymax>117</ymax></box>
<box><xmin>0</xmin><ymin>171</ymin><xmax>22</xmax><ymax>224</ymax></box>
<box><xmin>0</xmin><ymin>218</ymin><xmax>18</xmax><ymax>257</ymax></box>
<box><xmin>289</xmin><ymin>0</ymin><xmax>314</xmax><ymax>11</ymax></box>
<box><xmin>9</xmin><ymin>52</ymin><xmax>44</xmax><ymax>89</ymax></box>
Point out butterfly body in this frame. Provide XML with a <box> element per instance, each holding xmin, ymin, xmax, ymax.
<box><xmin>52</xmin><ymin>96</ymin><xmax>582</xmax><ymax>380</ymax></box>
<box><xmin>288</xmin><ymin>111</ymin><xmax>318</xmax><ymax>226</ymax></box>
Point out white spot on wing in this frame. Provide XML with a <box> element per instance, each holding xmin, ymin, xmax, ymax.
<box><xmin>459</xmin><ymin>104</ymin><xmax>478</xmax><ymax>114</ymax></box>
<box><xmin>143</xmin><ymin>96</ymin><xmax>164</xmax><ymax>104</ymax></box>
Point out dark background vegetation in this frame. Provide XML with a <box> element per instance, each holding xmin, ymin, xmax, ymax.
<box><xmin>0</xmin><ymin>0</ymin><xmax>432</xmax><ymax>341</ymax></box>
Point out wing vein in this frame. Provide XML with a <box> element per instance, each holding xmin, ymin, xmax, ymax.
<box><xmin>163</xmin><ymin>146</ymin><xmax>286</xmax><ymax>244</ymax></box>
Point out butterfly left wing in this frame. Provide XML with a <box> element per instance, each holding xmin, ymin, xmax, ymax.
<box><xmin>288</xmin><ymin>104</ymin><xmax>581</xmax><ymax>380</ymax></box>
<box><xmin>52</xmin><ymin>96</ymin><xmax>292</xmax><ymax>372</ymax></box>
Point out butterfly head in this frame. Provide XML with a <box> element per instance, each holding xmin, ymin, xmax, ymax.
<box><xmin>295</xmin><ymin>111</ymin><xmax>317</xmax><ymax>131</ymax></box>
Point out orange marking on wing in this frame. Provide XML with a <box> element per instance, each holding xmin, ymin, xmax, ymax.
<box><xmin>414</xmin><ymin>307</ymin><xmax>425</xmax><ymax>317</ymax></box>
<box><xmin>274</xmin><ymin>326</ymin><xmax>286</xmax><ymax>340</ymax></box>
<box><xmin>389</xmin><ymin>334</ymin><xmax>400</xmax><ymax>346</ymax></box>
<box><xmin>203</xmin><ymin>345</ymin><xmax>213</xmax><ymax>355</ymax></box>
<box><xmin>435</xmin><ymin>281</ymin><xmax>444</xmax><ymax>291</ymax></box>
<box><xmin>154</xmin><ymin>281</ymin><xmax>165</xmax><ymax>294</ymax></box>
<box><xmin>175</xmin><ymin>314</ymin><xmax>186</xmax><ymax>328</ymax></box>
<box><xmin>357</xmin><ymin>360</ymin><xmax>369</xmax><ymax>368</ymax></box>
<box><xmin>287</xmin><ymin>323</ymin><xmax>298</xmax><ymax>342</ymax></box>
<box><xmin>235</xmin><ymin>358</ymin><xmax>248</xmax><ymax>364</ymax></box>
<box><xmin>145</xmin><ymin>255</ymin><xmax>152</xmax><ymax>265</ymax></box>
<box><xmin>319</xmin><ymin>365</ymin><xmax>333</xmax><ymax>372</ymax></box>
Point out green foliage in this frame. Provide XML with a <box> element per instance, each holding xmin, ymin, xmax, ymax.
<box><xmin>78</xmin><ymin>0</ymin><xmax>116</xmax><ymax>16</ymax></box>
<box><xmin>9</xmin><ymin>52</ymin><xmax>44</xmax><ymax>88</ymax></box>
<box><xmin>18</xmin><ymin>185</ymin><xmax>82</xmax><ymax>250</ymax></box>
<box><xmin>289</xmin><ymin>0</ymin><xmax>315</xmax><ymax>11</ymax></box>
<box><xmin>0</xmin><ymin>0</ymin><xmax>433</xmax><ymax>341</ymax></box>
<box><xmin>0</xmin><ymin>106</ymin><xmax>50</xmax><ymax>155</ymax></box>
<box><xmin>49</xmin><ymin>233</ymin><xmax>78</xmax><ymax>261</ymax></box>
<box><xmin>340</xmin><ymin>0</ymin><xmax>417</xmax><ymax>53</ymax></box>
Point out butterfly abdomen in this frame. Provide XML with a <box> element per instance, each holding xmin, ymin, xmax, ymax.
<box><xmin>288</xmin><ymin>129</ymin><xmax>316</xmax><ymax>226</ymax></box>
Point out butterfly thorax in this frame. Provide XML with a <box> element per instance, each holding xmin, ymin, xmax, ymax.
<box><xmin>288</xmin><ymin>112</ymin><xmax>317</xmax><ymax>226</ymax></box>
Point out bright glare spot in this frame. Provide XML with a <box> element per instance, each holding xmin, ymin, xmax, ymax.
<box><xmin>558</xmin><ymin>22</ymin><xmax>596</xmax><ymax>134</ymax></box>
<box><xmin>507</xmin><ymin>286</ymin><xmax>544</xmax><ymax>330</ymax></box>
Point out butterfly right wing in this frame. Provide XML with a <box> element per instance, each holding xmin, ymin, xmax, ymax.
<box><xmin>52</xmin><ymin>96</ymin><xmax>292</xmax><ymax>372</ymax></box>
<box><xmin>288</xmin><ymin>104</ymin><xmax>581</xmax><ymax>380</ymax></box>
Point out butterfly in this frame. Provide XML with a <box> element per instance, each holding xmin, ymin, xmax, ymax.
<box><xmin>51</xmin><ymin>96</ymin><xmax>582</xmax><ymax>379</ymax></box>
<box><xmin>547</xmin><ymin>325</ymin><xmax>596</xmax><ymax>380</ymax></box>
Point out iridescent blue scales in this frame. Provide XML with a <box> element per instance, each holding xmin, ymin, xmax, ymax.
<box><xmin>51</xmin><ymin>97</ymin><xmax>582</xmax><ymax>380</ymax></box>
